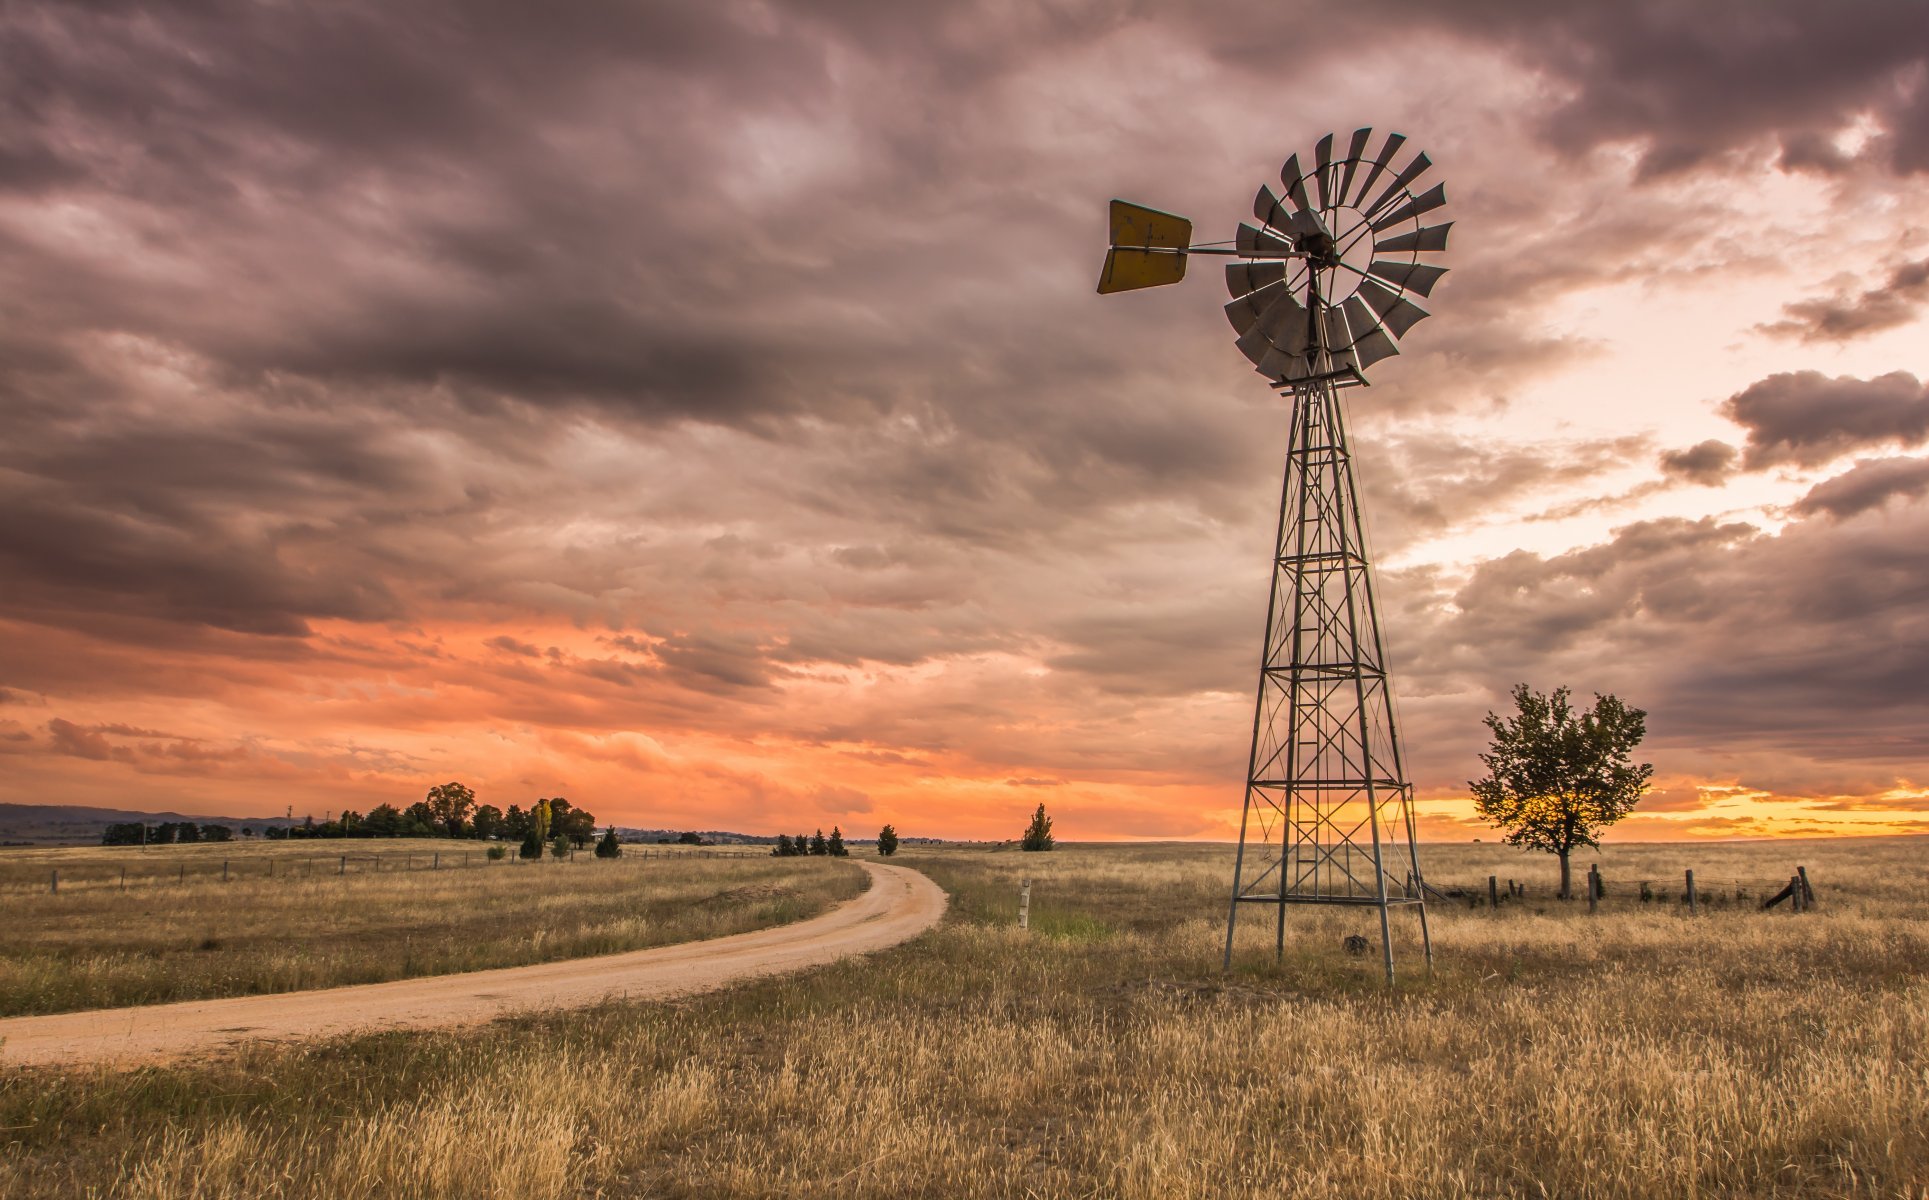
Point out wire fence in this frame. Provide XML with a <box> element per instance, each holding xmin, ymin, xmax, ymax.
<box><xmin>1428</xmin><ymin>866</ymin><xmax>1820</xmax><ymax>912</ymax></box>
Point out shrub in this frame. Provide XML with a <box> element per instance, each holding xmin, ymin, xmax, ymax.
<box><xmin>549</xmin><ymin>833</ymin><xmax>571</xmax><ymax>859</ymax></box>
<box><xmin>519</xmin><ymin>832</ymin><xmax>542</xmax><ymax>860</ymax></box>
<box><xmin>486</xmin><ymin>844</ymin><xmax>508</xmax><ymax>861</ymax></box>
<box><xmin>595</xmin><ymin>826</ymin><xmax>622</xmax><ymax>859</ymax></box>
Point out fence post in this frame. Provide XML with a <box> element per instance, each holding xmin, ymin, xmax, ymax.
<box><xmin>339</xmin><ymin>854</ymin><xmax>346</xmax><ymax>876</ymax></box>
<box><xmin>1797</xmin><ymin>866</ymin><xmax>1814</xmax><ymax>907</ymax></box>
<box><xmin>1790</xmin><ymin>874</ymin><xmax>1804</xmax><ymax>914</ymax></box>
<box><xmin>178</xmin><ymin>864</ymin><xmax>185</xmax><ymax>885</ymax></box>
<box><xmin>1587</xmin><ymin>866</ymin><xmax>1598</xmax><ymax>914</ymax></box>
<box><xmin>50</xmin><ymin>869</ymin><xmax>58</xmax><ymax>895</ymax></box>
<box><xmin>1019</xmin><ymin>878</ymin><xmax>1031</xmax><ymax>931</ymax></box>
<box><xmin>1685</xmin><ymin>869</ymin><xmax>1697</xmax><ymax>915</ymax></box>
<box><xmin>1488</xmin><ymin>875</ymin><xmax>1499</xmax><ymax>910</ymax></box>
<box><xmin>433</xmin><ymin>852</ymin><xmax>439</xmax><ymax>871</ymax></box>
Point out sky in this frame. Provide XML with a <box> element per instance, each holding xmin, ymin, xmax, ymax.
<box><xmin>2</xmin><ymin>0</ymin><xmax>1927</xmax><ymax>842</ymax></box>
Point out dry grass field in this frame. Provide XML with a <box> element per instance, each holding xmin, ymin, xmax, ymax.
<box><xmin>1</xmin><ymin>837</ymin><xmax>1925</xmax><ymax>1198</ymax></box>
<box><xmin>0</xmin><ymin>841</ymin><xmax>865</xmax><ymax>1016</ymax></box>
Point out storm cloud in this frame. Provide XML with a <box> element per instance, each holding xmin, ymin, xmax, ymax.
<box><xmin>1</xmin><ymin>1</ymin><xmax>1925</xmax><ymax>836</ymax></box>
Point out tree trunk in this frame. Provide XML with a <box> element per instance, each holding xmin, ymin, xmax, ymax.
<box><xmin>1558</xmin><ymin>849</ymin><xmax>1572</xmax><ymax>900</ymax></box>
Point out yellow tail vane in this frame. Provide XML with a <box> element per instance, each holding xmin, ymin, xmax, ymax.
<box><xmin>1097</xmin><ymin>200</ymin><xmax>1193</xmax><ymax>293</ymax></box>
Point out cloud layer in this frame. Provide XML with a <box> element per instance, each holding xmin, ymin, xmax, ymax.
<box><xmin>2</xmin><ymin>1</ymin><xmax>1926</xmax><ymax>840</ymax></box>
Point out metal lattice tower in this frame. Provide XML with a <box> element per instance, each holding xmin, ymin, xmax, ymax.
<box><xmin>1097</xmin><ymin>128</ymin><xmax>1446</xmax><ymax>982</ymax></box>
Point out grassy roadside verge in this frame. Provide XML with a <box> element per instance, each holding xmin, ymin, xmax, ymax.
<box><xmin>0</xmin><ymin>844</ymin><xmax>866</xmax><ymax>1015</ymax></box>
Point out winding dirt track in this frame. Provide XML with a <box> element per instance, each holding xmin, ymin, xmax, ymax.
<box><xmin>0</xmin><ymin>860</ymin><xmax>945</xmax><ymax>1071</ymax></box>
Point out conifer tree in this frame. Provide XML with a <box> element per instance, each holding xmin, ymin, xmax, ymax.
<box><xmin>595</xmin><ymin>825</ymin><xmax>622</xmax><ymax>858</ymax></box>
<box><xmin>773</xmin><ymin>833</ymin><xmax>795</xmax><ymax>857</ymax></box>
<box><xmin>1020</xmin><ymin>803</ymin><xmax>1054</xmax><ymax>852</ymax></box>
<box><xmin>827</xmin><ymin>826</ymin><xmax>847</xmax><ymax>857</ymax></box>
<box><xmin>809</xmin><ymin>828</ymin><xmax>828</xmax><ymax>856</ymax></box>
<box><xmin>876</xmin><ymin>824</ymin><xmax>899</xmax><ymax>856</ymax></box>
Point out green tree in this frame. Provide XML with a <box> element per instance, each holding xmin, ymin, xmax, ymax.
<box><xmin>503</xmin><ymin>804</ymin><xmax>531</xmax><ymax>841</ymax></box>
<box><xmin>827</xmin><ymin>826</ymin><xmax>847</xmax><ymax>857</ymax></box>
<box><xmin>1471</xmin><ymin>683</ymin><xmax>1654</xmax><ymax>899</ymax></box>
<box><xmin>534</xmin><ymin>798</ymin><xmax>552</xmax><ymax>844</ymax></box>
<box><xmin>809</xmin><ymin>829</ymin><xmax>828</xmax><ymax>856</ymax></box>
<box><xmin>1020</xmin><ymin>803</ymin><xmax>1054</xmax><ymax>852</ymax></box>
<box><xmin>472</xmin><ymin>804</ymin><xmax>504</xmax><ymax>840</ymax></box>
<box><xmin>519</xmin><ymin>831</ymin><xmax>542</xmax><ymax>860</ymax></box>
<box><xmin>425</xmin><ymin>781</ymin><xmax>476</xmax><ymax>837</ymax></box>
<box><xmin>549</xmin><ymin>832</ymin><xmax>571</xmax><ymax>859</ymax></box>
<box><xmin>772</xmin><ymin>833</ymin><xmax>796</xmax><ymax>857</ymax></box>
<box><xmin>876</xmin><ymin>824</ymin><xmax>899</xmax><ymax>856</ymax></box>
<box><xmin>595</xmin><ymin>825</ymin><xmax>622</xmax><ymax>859</ymax></box>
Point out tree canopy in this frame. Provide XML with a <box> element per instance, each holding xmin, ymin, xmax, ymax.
<box><xmin>1470</xmin><ymin>683</ymin><xmax>1653</xmax><ymax>898</ymax></box>
<box><xmin>1020</xmin><ymin>803</ymin><xmax>1054</xmax><ymax>852</ymax></box>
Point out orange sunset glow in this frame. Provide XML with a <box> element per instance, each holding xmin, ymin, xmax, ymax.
<box><xmin>3</xmin><ymin>4</ymin><xmax>1928</xmax><ymax>842</ymax></box>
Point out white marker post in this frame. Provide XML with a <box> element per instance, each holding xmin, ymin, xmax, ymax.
<box><xmin>1019</xmin><ymin>879</ymin><xmax>1031</xmax><ymax>931</ymax></box>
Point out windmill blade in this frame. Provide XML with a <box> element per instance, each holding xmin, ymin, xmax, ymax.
<box><xmin>1224</xmin><ymin>278</ymin><xmax>1287</xmax><ymax>335</ymax></box>
<box><xmin>1255</xmin><ymin>287</ymin><xmax>1312</xmax><ymax>354</ymax></box>
<box><xmin>1362</xmin><ymin>152</ymin><xmax>1433</xmax><ymax>220</ymax></box>
<box><xmin>1253</xmin><ymin>186</ymin><xmax>1295</xmax><ymax>234</ymax></box>
<box><xmin>1341</xmin><ymin>296</ymin><xmax>1380</xmax><ymax>346</ymax></box>
<box><xmin>1279</xmin><ymin>154</ymin><xmax>1312</xmax><ymax>211</ymax></box>
<box><xmin>1226</xmin><ymin>261</ymin><xmax>1287</xmax><ymax>298</ymax></box>
<box><xmin>1369</xmin><ymin>182</ymin><xmax>1447</xmax><ymax>232</ymax></box>
<box><xmin>1347</xmin><ymin>131</ymin><xmax>1407</xmax><ymax>216</ymax></box>
<box><xmin>1109</xmin><ymin>199</ymin><xmax>1192</xmax><ymax>248</ymax></box>
<box><xmin>1352</xmin><ymin>323</ymin><xmax>1400</xmax><ymax>369</ymax></box>
<box><xmin>1356</xmin><ymin>277</ymin><xmax>1430</xmax><ymax>338</ymax></box>
<box><xmin>1238</xmin><ymin>222</ymin><xmax>1295</xmax><ymax>257</ymax></box>
<box><xmin>1374</xmin><ymin>222</ymin><xmax>1452</xmax><ymax>255</ymax></box>
<box><xmin>1321</xmin><ymin>304</ymin><xmax>1355</xmax><ymax>352</ymax></box>
<box><xmin>1335</xmin><ymin>127</ymin><xmax>1373</xmax><ymax>204</ymax></box>
<box><xmin>1313</xmin><ymin>133</ymin><xmax>1335</xmax><ymax>210</ymax></box>
<box><xmin>1367</xmin><ymin>259</ymin><xmax>1449</xmax><ymax>297</ymax></box>
<box><xmin>1237</xmin><ymin>321</ymin><xmax>1281</xmax><ymax>367</ymax></box>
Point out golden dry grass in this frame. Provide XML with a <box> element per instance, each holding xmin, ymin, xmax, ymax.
<box><xmin>0</xmin><ymin>841</ymin><xmax>865</xmax><ymax>1015</ymax></box>
<box><xmin>1</xmin><ymin>837</ymin><xmax>1924</xmax><ymax>1199</ymax></box>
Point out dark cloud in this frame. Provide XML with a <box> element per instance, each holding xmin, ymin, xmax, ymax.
<box><xmin>1390</xmin><ymin>493</ymin><xmax>1929</xmax><ymax>793</ymax></box>
<box><xmin>1658</xmin><ymin>439</ymin><xmax>1738</xmax><ymax>485</ymax></box>
<box><xmin>46</xmin><ymin>717</ymin><xmax>122</xmax><ymax>761</ymax></box>
<box><xmin>1793</xmin><ymin>456</ymin><xmax>1929</xmax><ymax>519</ymax></box>
<box><xmin>1759</xmin><ymin>258</ymin><xmax>1929</xmax><ymax>342</ymax></box>
<box><xmin>1343</xmin><ymin>0</ymin><xmax>1929</xmax><ymax>178</ymax></box>
<box><xmin>1722</xmin><ymin>371</ymin><xmax>1929</xmax><ymax>469</ymax></box>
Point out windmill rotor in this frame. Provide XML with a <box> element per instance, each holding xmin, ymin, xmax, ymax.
<box><xmin>1098</xmin><ymin>127</ymin><xmax>1450</xmax><ymax>386</ymax></box>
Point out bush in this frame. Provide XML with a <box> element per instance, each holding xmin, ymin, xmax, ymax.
<box><xmin>486</xmin><ymin>844</ymin><xmax>507</xmax><ymax>861</ymax></box>
<box><xmin>519</xmin><ymin>832</ymin><xmax>542</xmax><ymax>860</ymax></box>
<box><xmin>595</xmin><ymin>826</ymin><xmax>621</xmax><ymax>859</ymax></box>
<box><xmin>549</xmin><ymin>833</ymin><xmax>571</xmax><ymax>859</ymax></box>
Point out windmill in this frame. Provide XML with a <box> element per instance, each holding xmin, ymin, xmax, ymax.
<box><xmin>1098</xmin><ymin>128</ymin><xmax>1446</xmax><ymax>983</ymax></box>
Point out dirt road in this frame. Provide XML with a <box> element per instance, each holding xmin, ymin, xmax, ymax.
<box><xmin>0</xmin><ymin>860</ymin><xmax>945</xmax><ymax>1070</ymax></box>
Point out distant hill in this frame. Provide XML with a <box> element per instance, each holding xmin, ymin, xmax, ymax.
<box><xmin>0</xmin><ymin>803</ymin><xmax>290</xmax><ymax>846</ymax></box>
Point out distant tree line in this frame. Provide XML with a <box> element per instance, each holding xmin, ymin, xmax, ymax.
<box><xmin>102</xmin><ymin>821</ymin><xmax>235</xmax><ymax>845</ymax></box>
<box><xmin>103</xmin><ymin>783</ymin><xmax>602</xmax><ymax>849</ymax></box>
<box><xmin>771</xmin><ymin>827</ymin><xmax>848</xmax><ymax>857</ymax></box>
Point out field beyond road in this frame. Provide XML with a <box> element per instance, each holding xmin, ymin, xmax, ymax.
<box><xmin>0</xmin><ymin>842</ymin><xmax>865</xmax><ymax>1016</ymax></box>
<box><xmin>2</xmin><ymin>837</ymin><xmax>1925</xmax><ymax>1199</ymax></box>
